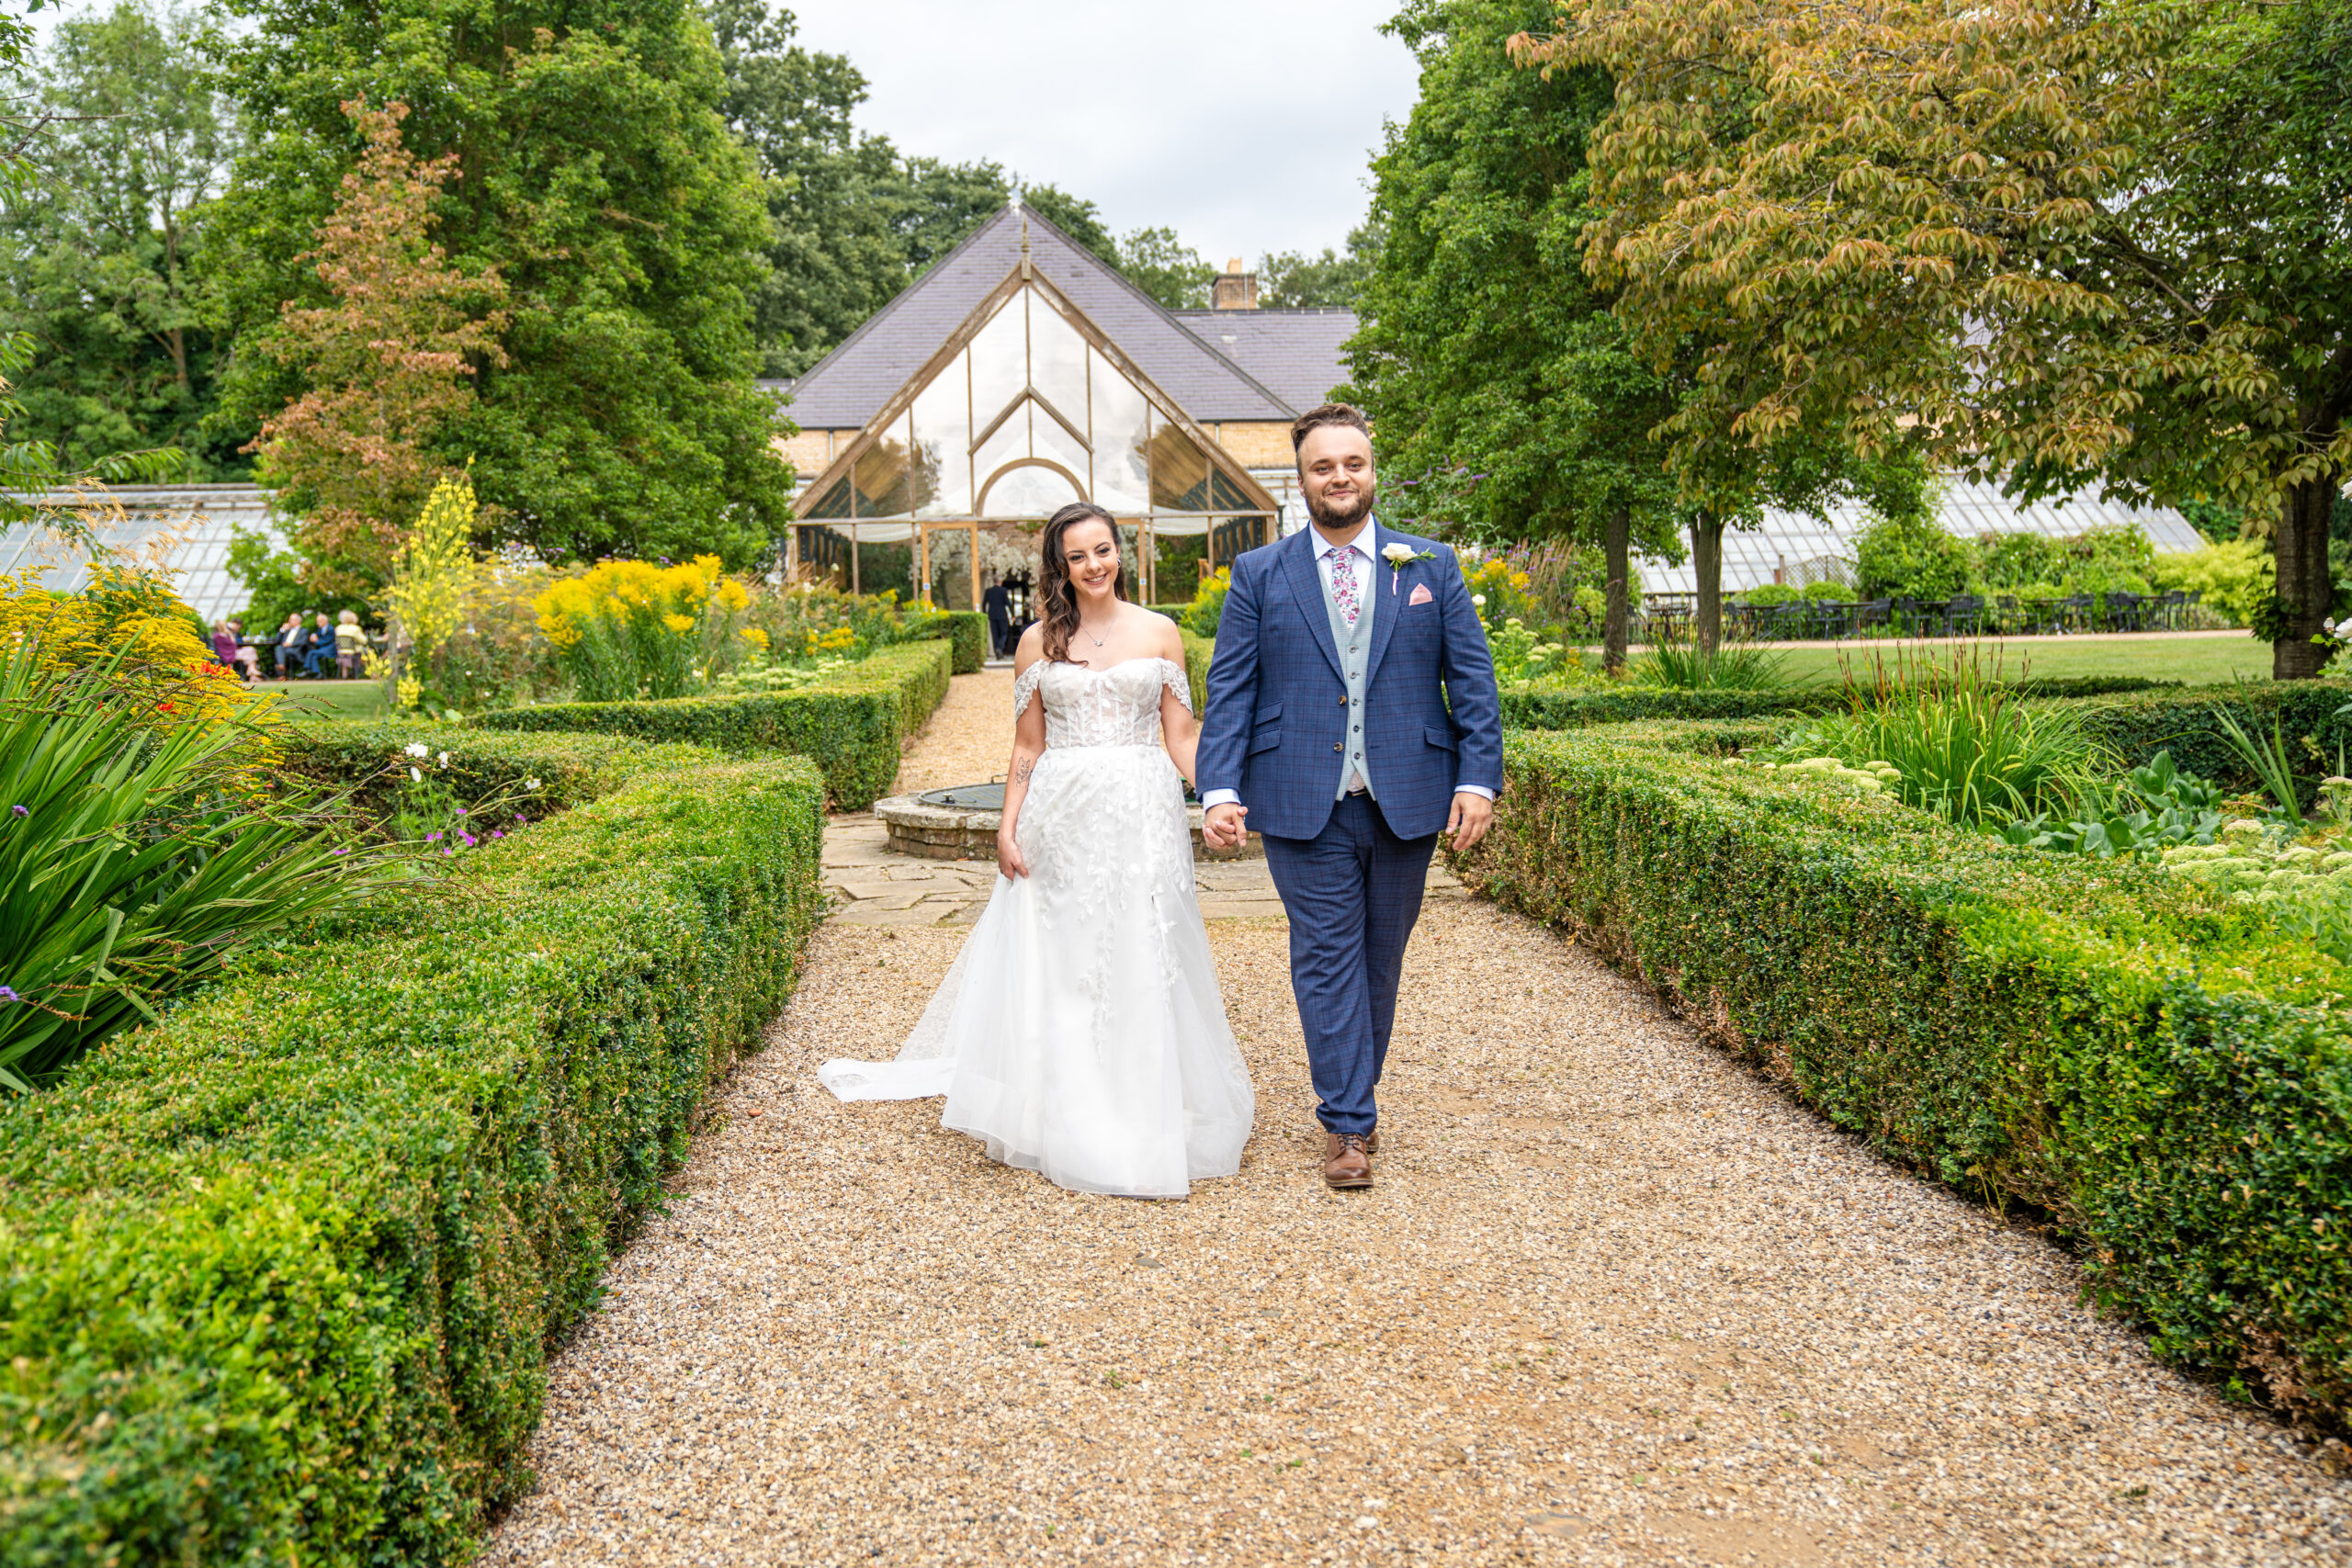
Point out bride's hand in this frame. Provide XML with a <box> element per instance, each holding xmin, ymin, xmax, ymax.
<box><xmin>998</xmin><ymin>824</ymin><xmax>1028</xmax><ymax>878</ymax></box>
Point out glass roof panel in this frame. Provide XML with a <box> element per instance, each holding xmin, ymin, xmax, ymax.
<box><xmin>979</xmin><ymin>461</ymin><xmax>1081</xmax><ymax>518</ymax></box>
<box><xmin>1148</xmin><ymin>421</ymin><xmax>1216</xmax><ymax>513</ymax></box>
<box><xmin>909</xmin><ymin>376</ymin><xmax>971</xmax><ymax>517</ymax></box>
<box><xmin>1030</xmin><ymin>400</ymin><xmax>1091</xmax><ymax>493</ymax></box>
<box><xmin>1030</xmin><ymin>292</ymin><xmax>1091</xmax><ymax>433</ymax></box>
<box><xmin>1089</xmin><ymin>348</ymin><xmax>1150</xmax><ymax>512</ymax></box>
<box><xmin>853</xmin><ymin>437</ymin><xmax>912</xmax><ymax>520</ymax></box>
<box><xmin>805</xmin><ymin>474</ymin><xmax>854</xmax><ymax>519</ymax></box>
<box><xmin>971</xmin><ymin>412</ymin><xmax>1026</xmax><ymax>492</ymax></box>
<box><xmin>967</xmin><ymin>293</ymin><xmax>1026</xmax><ymax>420</ymax></box>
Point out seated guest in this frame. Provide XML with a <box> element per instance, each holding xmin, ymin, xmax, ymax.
<box><xmin>209</xmin><ymin>622</ymin><xmax>240</xmax><ymax>671</ymax></box>
<box><xmin>229</xmin><ymin>621</ymin><xmax>261</xmax><ymax>682</ymax></box>
<box><xmin>302</xmin><ymin>612</ymin><xmax>339</xmax><ymax>678</ymax></box>
<box><xmin>334</xmin><ymin>610</ymin><xmax>365</xmax><ymax>679</ymax></box>
<box><xmin>272</xmin><ymin>612</ymin><xmax>306</xmax><ymax>677</ymax></box>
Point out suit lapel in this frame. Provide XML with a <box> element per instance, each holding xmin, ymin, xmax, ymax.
<box><xmin>1281</xmin><ymin>525</ymin><xmax>1347</xmax><ymax>683</ymax></box>
<box><xmin>1363</xmin><ymin>521</ymin><xmax>1404</xmax><ymax>684</ymax></box>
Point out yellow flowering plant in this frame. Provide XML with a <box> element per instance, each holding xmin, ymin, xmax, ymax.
<box><xmin>532</xmin><ymin>556</ymin><xmax>752</xmax><ymax>701</ymax></box>
<box><xmin>0</xmin><ymin>564</ymin><xmax>262</xmax><ymax>746</ymax></box>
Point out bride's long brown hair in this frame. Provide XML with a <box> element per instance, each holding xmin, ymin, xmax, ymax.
<box><xmin>1036</xmin><ymin>502</ymin><xmax>1126</xmax><ymax>663</ymax></box>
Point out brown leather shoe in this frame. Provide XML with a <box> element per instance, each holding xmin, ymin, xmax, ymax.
<box><xmin>1324</xmin><ymin>1132</ymin><xmax>1373</xmax><ymax>1190</ymax></box>
<box><xmin>1364</xmin><ymin>1125</ymin><xmax>1380</xmax><ymax>1156</ymax></box>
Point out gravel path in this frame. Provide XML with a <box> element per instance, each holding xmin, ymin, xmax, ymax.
<box><xmin>894</xmin><ymin>667</ymin><xmax>1017</xmax><ymax>798</ymax></box>
<box><xmin>482</xmin><ymin>688</ymin><xmax>2349</xmax><ymax>1567</ymax></box>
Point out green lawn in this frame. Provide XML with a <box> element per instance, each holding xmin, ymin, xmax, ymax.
<box><xmin>1766</xmin><ymin>634</ymin><xmax>2275</xmax><ymax>688</ymax></box>
<box><xmin>250</xmin><ymin>680</ymin><xmax>392</xmax><ymax>720</ymax></box>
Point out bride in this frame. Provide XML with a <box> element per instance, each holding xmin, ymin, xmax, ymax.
<box><xmin>818</xmin><ymin>501</ymin><xmax>1256</xmax><ymax>1198</ymax></box>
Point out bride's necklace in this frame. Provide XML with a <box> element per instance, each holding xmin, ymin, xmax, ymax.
<box><xmin>1078</xmin><ymin>616</ymin><xmax>1114</xmax><ymax>649</ymax></box>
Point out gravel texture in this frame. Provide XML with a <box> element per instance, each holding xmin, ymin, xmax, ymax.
<box><xmin>487</xmin><ymin>898</ymin><xmax>2349</xmax><ymax>1566</ymax></box>
<box><xmin>894</xmin><ymin>668</ymin><xmax>1017</xmax><ymax>798</ymax></box>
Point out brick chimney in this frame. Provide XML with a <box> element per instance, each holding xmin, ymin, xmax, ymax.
<box><xmin>1211</xmin><ymin>257</ymin><xmax>1258</xmax><ymax>311</ymax></box>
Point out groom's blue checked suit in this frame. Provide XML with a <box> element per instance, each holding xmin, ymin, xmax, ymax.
<box><xmin>1195</xmin><ymin>519</ymin><xmax>1504</xmax><ymax>1136</ymax></box>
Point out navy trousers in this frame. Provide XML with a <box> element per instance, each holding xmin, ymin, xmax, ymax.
<box><xmin>1259</xmin><ymin>791</ymin><xmax>1437</xmax><ymax>1135</ymax></box>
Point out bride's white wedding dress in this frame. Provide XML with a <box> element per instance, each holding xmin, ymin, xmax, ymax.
<box><xmin>817</xmin><ymin>656</ymin><xmax>1255</xmax><ymax>1198</ymax></box>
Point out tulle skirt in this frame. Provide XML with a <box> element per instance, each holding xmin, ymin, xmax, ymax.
<box><xmin>818</xmin><ymin>744</ymin><xmax>1255</xmax><ymax>1198</ymax></box>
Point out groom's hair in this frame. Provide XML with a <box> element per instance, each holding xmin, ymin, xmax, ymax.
<box><xmin>1290</xmin><ymin>402</ymin><xmax>1371</xmax><ymax>464</ymax></box>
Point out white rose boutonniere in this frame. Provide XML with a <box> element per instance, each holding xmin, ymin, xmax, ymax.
<box><xmin>1381</xmin><ymin>540</ymin><xmax>1436</xmax><ymax>594</ymax></box>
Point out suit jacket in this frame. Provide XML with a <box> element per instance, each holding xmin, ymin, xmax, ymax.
<box><xmin>1196</xmin><ymin>521</ymin><xmax>1503</xmax><ymax>840</ymax></box>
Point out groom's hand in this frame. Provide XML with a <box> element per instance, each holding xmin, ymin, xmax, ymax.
<box><xmin>1444</xmin><ymin>791</ymin><xmax>1493</xmax><ymax>852</ymax></box>
<box><xmin>1203</xmin><ymin>802</ymin><xmax>1248</xmax><ymax>850</ymax></box>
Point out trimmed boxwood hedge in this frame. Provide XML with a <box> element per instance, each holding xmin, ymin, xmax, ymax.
<box><xmin>910</xmin><ymin>610</ymin><xmax>989</xmax><ymax>673</ymax></box>
<box><xmin>0</xmin><ymin>728</ymin><xmax>829</xmax><ymax>1565</ymax></box>
<box><xmin>469</xmin><ymin>638</ymin><xmax>953</xmax><ymax>809</ymax></box>
<box><xmin>2053</xmin><ymin>683</ymin><xmax>2352</xmax><ymax>796</ymax></box>
<box><xmin>1498</xmin><ymin>674</ymin><xmax>2177</xmax><ymax>731</ymax></box>
<box><xmin>1467</xmin><ymin>723</ymin><xmax>2352</xmax><ymax>1428</ymax></box>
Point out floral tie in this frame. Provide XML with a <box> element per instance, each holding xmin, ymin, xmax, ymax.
<box><xmin>1326</xmin><ymin>546</ymin><xmax>1360</xmax><ymax>628</ymax></box>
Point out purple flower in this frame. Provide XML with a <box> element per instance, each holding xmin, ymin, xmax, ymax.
<box><xmin>455</xmin><ymin>807</ymin><xmax>468</xmax><ymax>817</ymax></box>
<box><xmin>462</xmin><ymin>834</ymin><xmax>477</xmax><ymax>846</ymax></box>
<box><xmin>491</xmin><ymin>830</ymin><xmax>504</xmax><ymax>840</ymax></box>
<box><xmin>0</xmin><ymin>986</ymin><xmax>16</xmax><ymax>1003</ymax></box>
<box><xmin>442</xmin><ymin>848</ymin><xmax>454</xmax><ymax>857</ymax></box>
<box><xmin>333</xmin><ymin>847</ymin><xmax>349</xmax><ymax>855</ymax></box>
<box><xmin>426</xmin><ymin>831</ymin><xmax>443</xmax><ymax>842</ymax></box>
<box><xmin>8</xmin><ymin>805</ymin><xmax>24</xmax><ymax>818</ymax></box>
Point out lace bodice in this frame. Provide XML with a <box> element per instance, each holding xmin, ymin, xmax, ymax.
<box><xmin>1012</xmin><ymin>656</ymin><xmax>1191</xmax><ymax>750</ymax></box>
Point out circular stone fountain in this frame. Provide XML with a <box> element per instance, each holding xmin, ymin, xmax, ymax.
<box><xmin>872</xmin><ymin>782</ymin><xmax>1260</xmax><ymax>863</ymax></box>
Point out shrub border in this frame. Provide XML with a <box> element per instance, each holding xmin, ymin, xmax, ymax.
<box><xmin>0</xmin><ymin>728</ymin><xmax>830</xmax><ymax>1564</ymax></box>
<box><xmin>1465</xmin><ymin>721</ymin><xmax>2352</xmax><ymax>1429</ymax></box>
<box><xmin>469</xmin><ymin>638</ymin><xmax>953</xmax><ymax>810</ymax></box>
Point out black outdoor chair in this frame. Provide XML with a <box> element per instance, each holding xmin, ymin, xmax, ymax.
<box><xmin>1854</xmin><ymin>598</ymin><xmax>1893</xmax><ymax>636</ymax></box>
<box><xmin>1994</xmin><ymin>594</ymin><xmax>2021</xmax><ymax>635</ymax></box>
<box><xmin>2055</xmin><ymin>593</ymin><xmax>2095</xmax><ymax>634</ymax></box>
<box><xmin>2098</xmin><ymin>591</ymin><xmax>2146</xmax><ymax>632</ymax></box>
<box><xmin>2157</xmin><ymin>589</ymin><xmax>2186</xmax><ymax>629</ymax></box>
<box><xmin>1946</xmin><ymin>595</ymin><xmax>1985</xmax><ymax>637</ymax></box>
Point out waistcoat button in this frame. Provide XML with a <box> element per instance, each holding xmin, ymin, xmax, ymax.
<box><xmin>1332</xmin><ymin>742</ymin><xmax>1342</xmax><ymax>752</ymax></box>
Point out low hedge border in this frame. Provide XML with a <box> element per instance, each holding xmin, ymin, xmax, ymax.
<box><xmin>0</xmin><ymin>728</ymin><xmax>829</xmax><ymax>1564</ymax></box>
<box><xmin>1464</xmin><ymin>722</ymin><xmax>2352</xmax><ymax>1429</ymax></box>
<box><xmin>910</xmin><ymin>610</ymin><xmax>989</xmax><ymax>673</ymax></box>
<box><xmin>1498</xmin><ymin>674</ymin><xmax>2178</xmax><ymax>731</ymax></box>
<box><xmin>469</xmin><ymin>638</ymin><xmax>953</xmax><ymax>810</ymax></box>
<box><xmin>2054</xmin><ymin>683</ymin><xmax>2352</xmax><ymax>795</ymax></box>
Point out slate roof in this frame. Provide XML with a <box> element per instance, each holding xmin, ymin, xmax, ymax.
<box><xmin>777</xmin><ymin>204</ymin><xmax>1317</xmax><ymax>430</ymax></box>
<box><xmin>1168</xmin><ymin>308</ymin><xmax>1358</xmax><ymax>416</ymax></box>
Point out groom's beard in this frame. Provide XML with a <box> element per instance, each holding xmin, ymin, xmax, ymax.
<box><xmin>1307</xmin><ymin>481</ymin><xmax>1375</xmax><ymax>529</ymax></box>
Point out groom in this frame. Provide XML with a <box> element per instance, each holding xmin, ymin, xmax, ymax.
<box><xmin>1197</xmin><ymin>403</ymin><xmax>1504</xmax><ymax>1190</ymax></box>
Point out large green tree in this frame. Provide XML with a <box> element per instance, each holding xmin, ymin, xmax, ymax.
<box><xmin>0</xmin><ymin>2</ymin><xmax>242</xmax><ymax>475</ymax></box>
<box><xmin>1351</xmin><ymin>0</ymin><xmax>1687</xmax><ymax>669</ymax></box>
<box><xmin>1521</xmin><ymin>0</ymin><xmax>2352</xmax><ymax>677</ymax></box>
<box><xmin>207</xmin><ymin>0</ymin><xmax>792</xmax><ymax>569</ymax></box>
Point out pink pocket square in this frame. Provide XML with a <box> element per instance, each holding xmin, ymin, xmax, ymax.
<box><xmin>1408</xmin><ymin>583</ymin><xmax>1434</xmax><ymax>605</ymax></box>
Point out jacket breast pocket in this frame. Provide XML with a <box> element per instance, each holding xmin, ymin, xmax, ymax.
<box><xmin>1424</xmin><ymin>725</ymin><xmax>1459</xmax><ymax>751</ymax></box>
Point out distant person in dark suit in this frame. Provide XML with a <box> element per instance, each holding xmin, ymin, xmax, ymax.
<box><xmin>272</xmin><ymin>612</ymin><xmax>305</xmax><ymax>677</ymax></box>
<box><xmin>302</xmin><ymin>613</ymin><xmax>338</xmax><ymax>678</ymax></box>
<box><xmin>982</xmin><ymin>578</ymin><xmax>1013</xmax><ymax>657</ymax></box>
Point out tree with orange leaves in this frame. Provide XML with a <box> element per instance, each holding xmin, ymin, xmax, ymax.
<box><xmin>243</xmin><ymin>100</ymin><xmax>506</xmax><ymax>601</ymax></box>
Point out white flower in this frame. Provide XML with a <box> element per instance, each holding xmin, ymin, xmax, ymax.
<box><xmin>409</xmin><ymin>766</ymin><xmax>423</xmax><ymax>783</ymax></box>
<box><xmin>403</xmin><ymin>741</ymin><xmax>430</xmax><ymax>759</ymax></box>
<box><xmin>1381</xmin><ymin>542</ymin><xmax>1417</xmax><ymax>564</ymax></box>
<box><xmin>1472</xmin><ymin>593</ymin><xmax>1487</xmax><ymax>607</ymax></box>
<box><xmin>522</xmin><ymin>777</ymin><xmax>542</xmax><ymax>792</ymax></box>
<box><xmin>437</xmin><ymin>750</ymin><xmax>450</xmax><ymax>769</ymax></box>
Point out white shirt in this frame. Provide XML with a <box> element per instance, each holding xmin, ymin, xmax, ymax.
<box><xmin>1202</xmin><ymin>525</ymin><xmax>1494</xmax><ymax>814</ymax></box>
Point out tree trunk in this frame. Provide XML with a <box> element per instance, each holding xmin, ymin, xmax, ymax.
<box><xmin>2272</xmin><ymin>470</ymin><xmax>2339</xmax><ymax>680</ymax></box>
<box><xmin>1602</xmin><ymin>504</ymin><xmax>1631</xmax><ymax>674</ymax></box>
<box><xmin>1691</xmin><ymin>513</ymin><xmax>1724</xmax><ymax>656</ymax></box>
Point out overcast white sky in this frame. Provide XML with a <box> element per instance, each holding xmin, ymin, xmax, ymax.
<box><xmin>783</xmin><ymin>0</ymin><xmax>1420</xmax><ymax>262</ymax></box>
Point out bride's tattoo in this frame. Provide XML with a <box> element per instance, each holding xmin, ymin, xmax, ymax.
<box><xmin>1012</xmin><ymin>756</ymin><xmax>1035</xmax><ymax>785</ymax></box>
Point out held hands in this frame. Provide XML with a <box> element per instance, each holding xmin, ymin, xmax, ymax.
<box><xmin>1443</xmin><ymin>791</ymin><xmax>1493</xmax><ymax>853</ymax></box>
<box><xmin>1202</xmin><ymin>802</ymin><xmax>1249</xmax><ymax>851</ymax></box>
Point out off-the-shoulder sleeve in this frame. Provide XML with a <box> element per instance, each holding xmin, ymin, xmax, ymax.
<box><xmin>1012</xmin><ymin>661</ymin><xmax>1046</xmax><ymax>719</ymax></box>
<box><xmin>1159</xmin><ymin>656</ymin><xmax>1193</xmax><ymax>714</ymax></box>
